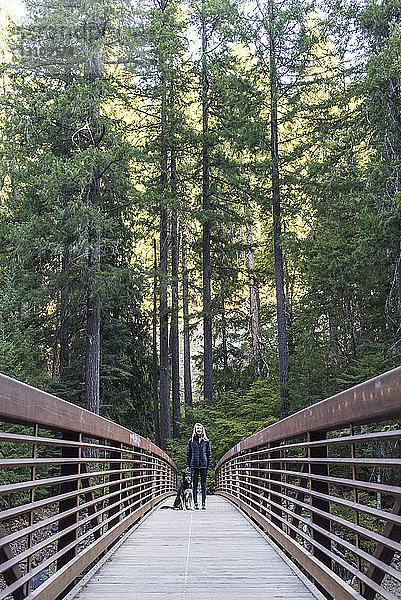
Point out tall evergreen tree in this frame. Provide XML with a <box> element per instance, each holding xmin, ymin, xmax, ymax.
<box><xmin>0</xmin><ymin>0</ymin><xmax>154</xmax><ymax>435</ymax></box>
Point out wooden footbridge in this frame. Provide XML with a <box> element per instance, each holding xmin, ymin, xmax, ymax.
<box><xmin>1</xmin><ymin>370</ymin><xmax>401</xmax><ymax>600</ymax></box>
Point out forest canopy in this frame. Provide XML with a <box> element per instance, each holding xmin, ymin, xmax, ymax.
<box><xmin>0</xmin><ymin>0</ymin><xmax>400</xmax><ymax>464</ymax></box>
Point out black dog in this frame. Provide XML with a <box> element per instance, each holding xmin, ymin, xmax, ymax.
<box><xmin>173</xmin><ymin>471</ymin><xmax>193</xmax><ymax>510</ymax></box>
<box><xmin>162</xmin><ymin>471</ymin><xmax>194</xmax><ymax>510</ymax></box>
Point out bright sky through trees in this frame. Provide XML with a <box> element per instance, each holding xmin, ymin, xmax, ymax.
<box><xmin>1</xmin><ymin>0</ymin><xmax>24</xmax><ymax>18</ymax></box>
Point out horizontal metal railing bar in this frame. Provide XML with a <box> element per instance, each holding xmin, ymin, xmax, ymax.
<box><xmin>221</xmin><ymin>477</ymin><xmax>401</xmax><ymax>571</ymax></box>
<box><xmin>0</xmin><ymin>373</ymin><xmax>174</xmax><ymax>466</ymax></box>
<box><xmin>23</xmin><ymin>490</ymin><xmax>175</xmax><ymax>600</ymax></box>
<box><xmin>217</xmin><ymin>367</ymin><xmax>401</xmax><ymax>468</ymax></box>
<box><xmin>0</xmin><ymin>483</ymin><xmax>173</xmax><ymax>600</ymax></box>
<box><xmin>0</xmin><ymin>473</ymin><xmax>162</xmax><ymax>545</ymax></box>
<box><xmin>0</xmin><ymin>479</ymin><xmax>168</xmax><ymax>576</ymax></box>
<box><xmin>219</xmin><ymin>475</ymin><xmax>401</xmax><ymax>552</ymax></box>
<box><xmin>224</xmin><ymin>487</ymin><xmax>399</xmax><ymax>600</ymax></box>
<box><xmin>216</xmin><ymin>368</ymin><xmax>401</xmax><ymax>600</ymax></box>
<box><xmin>0</xmin><ymin>468</ymin><xmax>164</xmax><ymax>522</ymax></box>
<box><xmin>228</xmin><ymin>465</ymin><xmax>401</xmax><ymax>498</ymax></box>
<box><xmin>0</xmin><ymin>463</ymin><xmax>167</xmax><ymax>496</ymax></box>
<box><xmin>0</xmin><ymin>457</ymin><xmax>170</xmax><ymax>468</ymax></box>
<box><xmin>218</xmin><ymin>490</ymin><xmax>368</xmax><ymax>600</ymax></box>
<box><xmin>230</xmin><ymin>456</ymin><xmax>401</xmax><ymax>468</ymax></box>
<box><xmin>0</xmin><ymin>372</ymin><xmax>178</xmax><ymax>600</ymax></box>
<box><xmin>0</xmin><ymin>468</ymin><xmax>132</xmax><ymax>496</ymax></box>
<box><xmin>229</xmin><ymin>480</ymin><xmax>401</xmax><ymax>583</ymax></box>
<box><xmin>0</xmin><ymin>432</ymin><xmax>145</xmax><ymax>456</ymax></box>
<box><xmin>225</xmin><ymin>430</ymin><xmax>401</xmax><ymax>461</ymax></box>
<box><xmin>0</xmin><ymin>479</ymin><xmax>174</xmax><ymax>590</ymax></box>
<box><xmin>224</xmin><ymin>471</ymin><xmax>401</xmax><ymax>528</ymax></box>
<box><xmin>227</xmin><ymin>485</ymin><xmax>401</xmax><ymax>595</ymax></box>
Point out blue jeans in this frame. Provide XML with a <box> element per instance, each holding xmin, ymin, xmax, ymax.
<box><xmin>192</xmin><ymin>468</ymin><xmax>207</xmax><ymax>505</ymax></box>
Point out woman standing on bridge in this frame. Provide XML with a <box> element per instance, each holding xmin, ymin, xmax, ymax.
<box><xmin>186</xmin><ymin>423</ymin><xmax>212</xmax><ymax>509</ymax></box>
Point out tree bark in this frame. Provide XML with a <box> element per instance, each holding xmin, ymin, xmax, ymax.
<box><xmin>245</xmin><ymin>220</ymin><xmax>261</xmax><ymax>376</ymax></box>
<box><xmin>152</xmin><ymin>239</ymin><xmax>160</xmax><ymax>446</ymax></box>
<box><xmin>59</xmin><ymin>246</ymin><xmax>70</xmax><ymax>383</ymax></box>
<box><xmin>387</xmin><ymin>79</ymin><xmax>401</xmax><ymax>334</ymax></box>
<box><xmin>221</xmin><ymin>291</ymin><xmax>228</xmax><ymax>371</ymax></box>
<box><xmin>346</xmin><ymin>297</ymin><xmax>357</xmax><ymax>360</ymax></box>
<box><xmin>159</xmin><ymin>73</ymin><xmax>171</xmax><ymax>450</ymax></box>
<box><xmin>397</xmin><ymin>234</ymin><xmax>401</xmax><ymax>331</ymax></box>
<box><xmin>81</xmin><ymin>19</ymin><xmax>103</xmax><ymax>416</ymax></box>
<box><xmin>170</xmin><ymin>149</ymin><xmax>180</xmax><ymax>438</ymax></box>
<box><xmin>328</xmin><ymin>295</ymin><xmax>339</xmax><ymax>365</ymax></box>
<box><xmin>82</xmin><ymin>219</ymin><xmax>100</xmax><ymax>415</ymax></box>
<box><xmin>182</xmin><ymin>228</ymin><xmax>193</xmax><ymax>410</ymax></box>
<box><xmin>202</xmin><ymin>4</ymin><xmax>213</xmax><ymax>406</ymax></box>
<box><xmin>269</xmin><ymin>0</ymin><xmax>290</xmax><ymax>419</ymax></box>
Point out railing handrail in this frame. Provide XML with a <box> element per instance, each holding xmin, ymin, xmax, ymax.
<box><xmin>215</xmin><ymin>366</ymin><xmax>401</xmax><ymax>600</ymax></box>
<box><xmin>0</xmin><ymin>373</ymin><xmax>177</xmax><ymax>600</ymax></box>
<box><xmin>217</xmin><ymin>365</ymin><xmax>401</xmax><ymax>469</ymax></box>
<box><xmin>0</xmin><ymin>372</ymin><xmax>173</xmax><ymax>465</ymax></box>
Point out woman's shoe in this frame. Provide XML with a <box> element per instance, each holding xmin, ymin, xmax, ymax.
<box><xmin>194</xmin><ymin>504</ymin><xmax>199</xmax><ymax>509</ymax></box>
<box><xmin>202</xmin><ymin>505</ymin><xmax>206</xmax><ymax>509</ymax></box>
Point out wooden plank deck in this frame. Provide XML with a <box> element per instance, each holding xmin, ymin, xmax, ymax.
<box><xmin>70</xmin><ymin>495</ymin><xmax>324</xmax><ymax>600</ymax></box>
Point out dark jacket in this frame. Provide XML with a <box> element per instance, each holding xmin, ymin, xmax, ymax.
<box><xmin>186</xmin><ymin>437</ymin><xmax>211</xmax><ymax>469</ymax></box>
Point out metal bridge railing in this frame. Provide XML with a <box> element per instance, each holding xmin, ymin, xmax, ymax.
<box><xmin>216</xmin><ymin>367</ymin><xmax>401</xmax><ymax>600</ymax></box>
<box><xmin>0</xmin><ymin>373</ymin><xmax>177</xmax><ymax>600</ymax></box>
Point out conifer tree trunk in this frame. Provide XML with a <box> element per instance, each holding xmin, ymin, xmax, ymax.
<box><xmin>246</xmin><ymin>221</ymin><xmax>261</xmax><ymax>375</ymax></box>
<box><xmin>221</xmin><ymin>292</ymin><xmax>228</xmax><ymax>371</ymax></box>
<box><xmin>397</xmin><ymin>235</ymin><xmax>401</xmax><ymax>328</ymax></box>
<box><xmin>152</xmin><ymin>239</ymin><xmax>160</xmax><ymax>446</ymax></box>
<box><xmin>170</xmin><ymin>149</ymin><xmax>180</xmax><ymax>438</ymax></box>
<box><xmin>82</xmin><ymin>45</ymin><xmax>103</xmax><ymax>415</ymax></box>
<box><xmin>159</xmin><ymin>73</ymin><xmax>171</xmax><ymax>450</ymax></box>
<box><xmin>83</xmin><ymin>220</ymin><xmax>101</xmax><ymax>415</ymax></box>
<box><xmin>59</xmin><ymin>246</ymin><xmax>70</xmax><ymax>383</ymax></box>
<box><xmin>202</xmin><ymin>4</ymin><xmax>213</xmax><ymax>406</ymax></box>
<box><xmin>269</xmin><ymin>0</ymin><xmax>290</xmax><ymax>419</ymax></box>
<box><xmin>386</xmin><ymin>78</ymin><xmax>401</xmax><ymax>332</ymax></box>
<box><xmin>283</xmin><ymin>246</ymin><xmax>295</xmax><ymax>356</ymax></box>
<box><xmin>346</xmin><ymin>297</ymin><xmax>357</xmax><ymax>360</ymax></box>
<box><xmin>182</xmin><ymin>228</ymin><xmax>193</xmax><ymax>410</ymax></box>
<box><xmin>328</xmin><ymin>295</ymin><xmax>339</xmax><ymax>365</ymax></box>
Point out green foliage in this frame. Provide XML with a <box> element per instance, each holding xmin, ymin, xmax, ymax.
<box><xmin>1</xmin><ymin>0</ymin><xmax>401</xmax><ymax>462</ymax></box>
<box><xmin>207</xmin><ymin>379</ymin><xmax>280</xmax><ymax>461</ymax></box>
<box><xmin>0</xmin><ymin>0</ymin><xmax>154</xmax><ymax>431</ymax></box>
<box><xmin>168</xmin><ymin>379</ymin><xmax>279</xmax><ymax>477</ymax></box>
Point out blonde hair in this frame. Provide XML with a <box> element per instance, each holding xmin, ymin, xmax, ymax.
<box><xmin>191</xmin><ymin>422</ymin><xmax>209</xmax><ymax>441</ymax></box>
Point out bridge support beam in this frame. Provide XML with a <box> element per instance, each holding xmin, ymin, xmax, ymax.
<box><xmin>362</xmin><ymin>497</ymin><xmax>401</xmax><ymax>599</ymax></box>
<box><xmin>0</xmin><ymin>525</ymin><xmax>24</xmax><ymax>600</ymax></box>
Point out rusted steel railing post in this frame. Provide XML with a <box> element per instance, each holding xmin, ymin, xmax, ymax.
<box><xmin>350</xmin><ymin>423</ymin><xmax>362</xmax><ymax>595</ymax></box>
<box><xmin>269</xmin><ymin>443</ymin><xmax>282</xmax><ymax>529</ymax></box>
<box><xmin>289</xmin><ymin>447</ymin><xmax>309</xmax><ymax>542</ymax></box>
<box><xmin>215</xmin><ymin>368</ymin><xmax>401</xmax><ymax>600</ymax></box>
<box><xmin>56</xmin><ymin>431</ymin><xmax>81</xmax><ymax>571</ymax></box>
<box><xmin>109</xmin><ymin>442</ymin><xmax>123</xmax><ymax>529</ymax></box>
<box><xmin>308</xmin><ymin>431</ymin><xmax>331</xmax><ymax>570</ymax></box>
<box><xmin>0</xmin><ymin>373</ymin><xmax>177</xmax><ymax>600</ymax></box>
<box><xmin>25</xmin><ymin>423</ymin><xmax>38</xmax><ymax>595</ymax></box>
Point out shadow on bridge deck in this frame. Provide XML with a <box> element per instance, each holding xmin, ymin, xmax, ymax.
<box><xmin>67</xmin><ymin>495</ymin><xmax>325</xmax><ymax>600</ymax></box>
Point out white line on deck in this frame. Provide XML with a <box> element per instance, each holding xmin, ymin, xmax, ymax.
<box><xmin>182</xmin><ymin>510</ymin><xmax>193</xmax><ymax>600</ymax></box>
